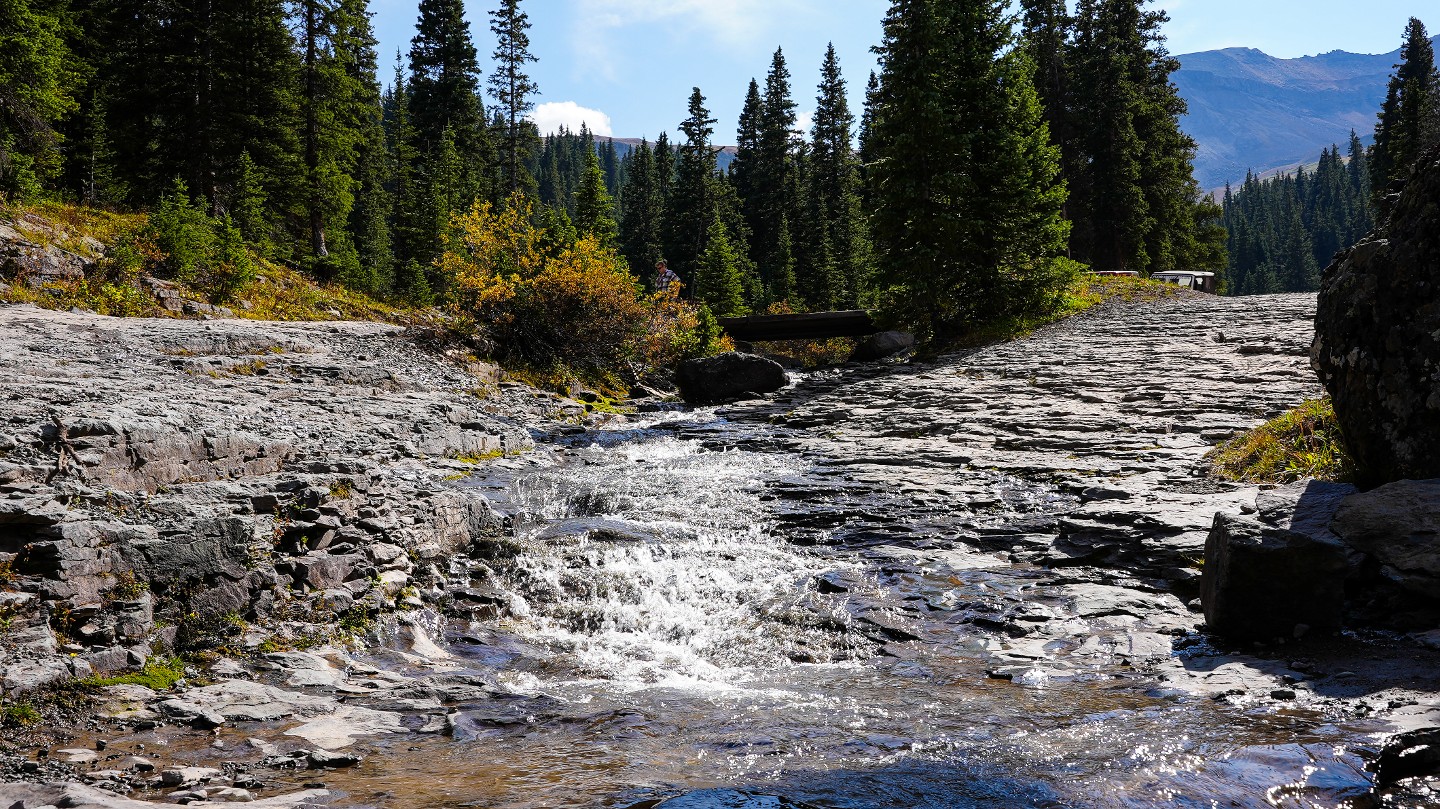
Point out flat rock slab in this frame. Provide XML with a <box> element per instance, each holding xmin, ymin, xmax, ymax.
<box><xmin>0</xmin><ymin>782</ymin><xmax>330</xmax><ymax>807</ymax></box>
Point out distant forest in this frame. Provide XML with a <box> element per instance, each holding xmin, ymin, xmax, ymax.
<box><xmin>1221</xmin><ymin>16</ymin><xmax>1438</xmax><ymax>296</ymax></box>
<box><xmin>5</xmin><ymin>0</ymin><xmax>1336</xmax><ymax>336</ymax></box>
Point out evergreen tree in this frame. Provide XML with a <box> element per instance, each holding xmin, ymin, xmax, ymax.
<box><xmin>0</xmin><ymin>0</ymin><xmax>77</xmax><ymax>199</ymax></box>
<box><xmin>488</xmin><ymin>0</ymin><xmax>539</xmax><ymax>197</ymax></box>
<box><xmin>1019</xmin><ymin>0</ymin><xmax>1069</xmax><ymax>143</ymax></box>
<box><xmin>619</xmin><ymin>138</ymin><xmax>665</xmax><ymax>279</ymax></box>
<box><xmin>574</xmin><ymin>146</ymin><xmax>618</xmax><ymax>247</ymax></box>
<box><xmin>731</xmin><ymin>78</ymin><xmax>764</xmax><ymax>258</ymax></box>
<box><xmin>1371</xmin><ymin>17</ymin><xmax>1438</xmax><ymax>199</ymax></box>
<box><xmin>98</xmin><ymin>0</ymin><xmax>304</xmax><ymax>219</ymax></box>
<box><xmin>694</xmin><ymin>215</ymin><xmax>748</xmax><ymax>318</ymax></box>
<box><xmin>667</xmin><ymin>88</ymin><xmax>718</xmax><ymax>284</ymax></box>
<box><xmin>753</xmin><ymin>48</ymin><xmax>800</xmax><ymax>284</ymax></box>
<box><xmin>806</xmin><ymin>43</ymin><xmax>870</xmax><ymax>309</ymax></box>
<box><xmin>407</xmin><ymin>0</ymin><xmax>490</xmax><ymax>212</ymax></box>
<box><xmin>870</xmin><ymin>0</ymin><xmax>1071</xmax><ymax>337</ymax></box>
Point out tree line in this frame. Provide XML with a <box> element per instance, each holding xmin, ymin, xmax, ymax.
<box><xmin>1220</xmin><ymin>16</ymin><xmax>1437</xmax><ymax>297</ymax></box>
<box><xmin>1221</xmin><ymin>135</ymin><xmax>1374</xmax><ymax>295</ymax></box>
<box><xmin>2</xmin><ymin>0</ymin><xmax>1224</xmax><ymax>341</ymax></box>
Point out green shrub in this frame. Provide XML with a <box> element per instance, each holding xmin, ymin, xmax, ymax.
<box><xmin>144</xmin><ymin>180</ymin><xmax>255</xmax><ymax>303</ymax></box>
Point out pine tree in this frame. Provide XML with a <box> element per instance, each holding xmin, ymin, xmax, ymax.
<box><xmin>489</xmin><ymin>0</ymin><xmax>539</xmax><ymax>197</ymax></box>
<box><xmin>731</xmin><ymin>78</ymin><xmax>764</xmax><ymax>260</ymax></box>
<box><xmin>0</xmin><ymin>0</ymin><xmax>77</xmax><ymax>199</ymax></box>
<box><xmin>97</xmin><ymin>0</ymin><xmax>304</xmax><ymax>219</ymax></box>
<box><xmin>574</xmin><ymin>145</ymin><xmax>618</xmax><ymax>247</ymax></box>
<box><xmin>408</xmin><ymin>0</ymin><xmax>490</xmax><ymax>211</ymax></box>
<box><xmin>870</xmin><ymin>0</ymin><xmax>1071</xmax><ymax>336</ymax></box>
<box><xmin>667</xmin><ymin>88</ymin><xmax>718</xmax><ymax>284</ymax></box>
<box><xmin>694</xmin><ymin>215</ymin><xmax>748</xmax><ymax>318</ymax></box>
<box><xmin>806</xmin><ymin>43</ymin><xmax>870</xmax><ymax>309</ymax></box>
<box><xmin>619</xmin><ymin>139</ymin><xmax>665</xmax><ymax>279</ymax></box>
<box><xmin>1019</xmin><ymin>0</ymin><xmax>1069</xmax><ymax>142</ymax></box>
<box><xmin>1371</xmin><ymin>17</ymin><xmax>1438</xmax><ymax>199</ymax></box>
<box><xmin>754</xmin><ymin>48</ymin><xmax>799</xmax><ymax>285</ymax></box>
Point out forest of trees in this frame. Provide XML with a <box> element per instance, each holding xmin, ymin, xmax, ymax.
<box><xmin>1220</xmin><ymin>136</ymin><xmax>1374</xmax><ymax>296</ymax></box>
<box><xmin>0</xmin><ymin>0</ymin><xmax>1226</xmax><ymax>343</ymax></box>
<box><xmin>1220</xmin><ymin>16</ymin><xmax>1438</xmax><ymax>297</ymax></box>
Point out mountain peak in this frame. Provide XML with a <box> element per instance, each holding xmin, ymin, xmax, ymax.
<box><xmin>1175</xmin><ymin>43</ymin><xmax>1418</xmax><ymax>188</ymax></box>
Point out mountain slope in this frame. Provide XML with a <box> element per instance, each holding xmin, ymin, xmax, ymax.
<box><xmin>1175</xmin><ymin>40</ymin><xmax>1437</xmax><ymax>189</ymax></box>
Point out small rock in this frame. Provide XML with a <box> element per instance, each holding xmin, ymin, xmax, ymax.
<box><xmin>53</xmin><ymin>747</ymin><xmax>98</xmax><ymax>764</ymax></box>
<box><xmin>307</xmin><ymin>748</ymin><xmax>362</xmax><ymax>769</ymax></box>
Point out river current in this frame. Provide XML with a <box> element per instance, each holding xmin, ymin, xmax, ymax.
<box><xmin>229</xmin><ymin>294</ymin><xmax>1430</xmax><ymax>808</ymax></box>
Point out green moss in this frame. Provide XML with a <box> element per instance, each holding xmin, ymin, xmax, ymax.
<box><xmin>453</xmin><ymin>449</ymin><xmax>506</xmax><ymax>464</ymax></box>
<box><xmin>1209</xmin><ymin>397</ymin><xmax>1355</xmax><ymax>484</ymax></box>
<box><xmin>0</xmin><ymin>702</ymin><xmax>41</xmax><ymax>728</ymax></box>
<box><xmin>77</xmin><ymin>656</ymin><xmax>187</xmax><ymax>691</ymax></box>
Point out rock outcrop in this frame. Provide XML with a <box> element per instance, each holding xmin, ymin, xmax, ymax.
<box><xmin>849</xmin><ymin>331</ymin><xmax>916</xmax><ymax>363</ymax></box>
<box><xmin>0</xmin><ymin>304</ymin><xmax>591</xmax><ymax>696</ymax></box>
<box><xmin>1311</xmin><ymin>145</ymin><xmax>1440</xmax><ymax>488</ymax></box>
<box><xmin>675</xmin><ymin>352</ymin><xmax>788</xmax><ymax>404</ymax></box>
<box><xmin>1200</xmin><ymin>480</ymin><xmax>1355</xmax><ymax>641</ymax></box>
<box><xmin>1331</xmin><ymin>479</ymin><xmax>1440</xmax><ymax>600</ymax></box>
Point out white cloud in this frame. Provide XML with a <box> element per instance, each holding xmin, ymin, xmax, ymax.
<box><xmin>571</xmin><ymin>0</ymin><xmax>816</xmax><ymax>81</ymax></box>
<box><xmin>529</xmin><ymin>101</ymin><xmax>614</xmax><ymax>136</ymax></box>
<box><xmin>796</xmin><ymin>110</ymin><xmax>815</xmax><ymax>137</ymax></box>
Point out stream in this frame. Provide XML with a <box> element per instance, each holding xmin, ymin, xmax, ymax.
<box><xmin>310</xmin><ymin>293</ymin><xmax>1404</xmax><ymax>808</ymax></box>
<box><xmin>58</xmin><ymin>293</ymin><xmax>1440</xmax><ymax>808</ymax></box>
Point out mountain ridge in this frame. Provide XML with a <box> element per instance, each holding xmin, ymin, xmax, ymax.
<box><xmin>1176</xmin><ymin>37</ymin><xmax>1439</xmax><ymax>189</ymax></box>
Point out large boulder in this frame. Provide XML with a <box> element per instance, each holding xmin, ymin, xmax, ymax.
<box><xmin>1311</xmin><ymin>145</ymin><xmax>1440</xmax><ymax>488</ymax></box>
<box><xmin>675</xmin><ymin>352</ymin><xmax>788</xmax><ymax>404</ymax></box>
<box><xmin>1201</xmin><ymin>480</ymin><xmax>1354</xmax><ymax>641</ymax></box>
<box><xmin>1331</xmin><ymin>479</ymin><xmax>1440</xmax><ymax>600</ymax></box>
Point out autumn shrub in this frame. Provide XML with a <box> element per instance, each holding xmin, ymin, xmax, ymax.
<box><xmin>440</xmin><ymin>193</ymin><xmax>726</xmax><ymax>386</ymax></box>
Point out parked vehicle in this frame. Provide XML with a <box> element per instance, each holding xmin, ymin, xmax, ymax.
<box><xmin>1150</xmin><ymin>271</ymin><xmax>1218</xmax><ymax>293</ymax></box>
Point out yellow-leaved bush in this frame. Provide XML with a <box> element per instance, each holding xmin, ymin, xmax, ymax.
<box><xmin>439</xmin><ymin>193</ymin><xmax>729</xmax><ymax>388</ymax></box>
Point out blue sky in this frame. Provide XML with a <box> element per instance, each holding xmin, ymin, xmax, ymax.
<box><xmin>368</xmin><ymin>0</ymin><xmax>1432</xmax><ymax>143</ymax></box>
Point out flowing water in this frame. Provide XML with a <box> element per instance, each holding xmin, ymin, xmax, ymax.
<box><xmin>215</xmin><ymin>295</ymin><xmax>1429</xmax><ymax>808</ymax></box>
<box><xmin>316</xmin><ymin>396</ymin><xmax>1393</xmax><ymax>809</ymax></box>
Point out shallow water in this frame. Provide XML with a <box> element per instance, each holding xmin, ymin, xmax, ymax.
<box><xmin>296</xmin><ymin>407</ymin><xmax>1392</xmax><ymax>809</ymax></box>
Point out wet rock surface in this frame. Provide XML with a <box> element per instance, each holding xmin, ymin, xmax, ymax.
<box><xmin>6</xmin><ymin>293</ymin><xmax>1440</xmax><ymax>808</ymax></box>
<box><xmin>1312</xmin><ymin>145</ymin><xmax>1440</xmax><ymax>487</ymax></box>
<box><xmin>0</xmin><ymin>303</ymin><xmax>599</xmax><ymax>704</ymax></box>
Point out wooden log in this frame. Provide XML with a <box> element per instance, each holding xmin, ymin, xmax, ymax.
<box><xmin>717</xmin><ymin>310</ymin><xmax>878</xmax><ymax>342</ymax></box>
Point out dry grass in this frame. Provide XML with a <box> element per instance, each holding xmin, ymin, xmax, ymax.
<box><xmin>1208</xmin><ymin>397</ymin><xmax>1354</xmax><ymax>483</ymax></box>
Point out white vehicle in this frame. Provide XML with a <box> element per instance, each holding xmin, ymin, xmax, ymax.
<box><xmin>1150</xmin><ymin>270</ymin><xmax>1218</xmax><ymax>293</ymax></box>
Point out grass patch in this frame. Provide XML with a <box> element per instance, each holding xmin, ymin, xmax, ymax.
<box><xmin>1</xmin><ymin>202</ymin><xmax>419</xmax><ymax>324</ymax></box>
<box><xmin>929</xmin><ymin>275</ymin><xmax>1191</xmax><ymax>355</ymax></box>
<box><xmin>1208</xmin><ymin>397</ymin><xmax>1354</xmax><ymax>484</ymax></box>
<box><xmin>0</xmin><ymin>701</ymin><xmax>41</xmax><ymax>728</ymax></box>
<box><xmin>77</xmin><ymin>656</ymin><xmax>187</xmax><ymax>691</ymax></box>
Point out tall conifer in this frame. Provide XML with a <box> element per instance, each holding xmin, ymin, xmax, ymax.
<box><xmin>488</xmin><ymin>0</ymin><xmax>539</xmax><ymax>198</ymax></box>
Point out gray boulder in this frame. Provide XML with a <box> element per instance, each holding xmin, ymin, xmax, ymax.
<box><xmin>675</xmin><ymin>352</ymin><xmax>788</xmax><ymax>404</ymax></box>
<box><xmin>1311</xmin><ymin>145</ymin><xmax>1440</xmax><ymax>488</ymax></box>
<box><xmin>850</xmin><ymin>331</ymin><xmax>916</xmax><ymax>362</ymax></box>
<box><xmin>1331</xmin><ymin>479</ymin><xmax>1440</xmax><ymax>599</ymax></box>
<box><xmin>1201</xmin><ymin>481</ymin><xmax>1354</xmax><ymax>640</ymax></box>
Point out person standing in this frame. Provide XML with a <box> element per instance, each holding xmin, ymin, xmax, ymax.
<box><xmin>654</xmin><ymin>259</ymin><xmax>681</xmax><ymax>294</ymax></box>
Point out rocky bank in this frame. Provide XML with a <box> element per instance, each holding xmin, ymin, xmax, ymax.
<box><xmin>3</xmin><ymin>291</ymin><xmax>1440</xmax><ymax>806</ymax></box>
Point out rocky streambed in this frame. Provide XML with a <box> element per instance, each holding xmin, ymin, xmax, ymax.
<box><xmin>3</xmin><ymin>294</ymin><xmax>1440</xmax><ymax>808</ymax></box>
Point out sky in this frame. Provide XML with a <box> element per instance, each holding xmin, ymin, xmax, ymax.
<box><xmin>367</xmin><ymin>0</ymin><xmax>1433</xmax><ymax>143</ymax></box>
